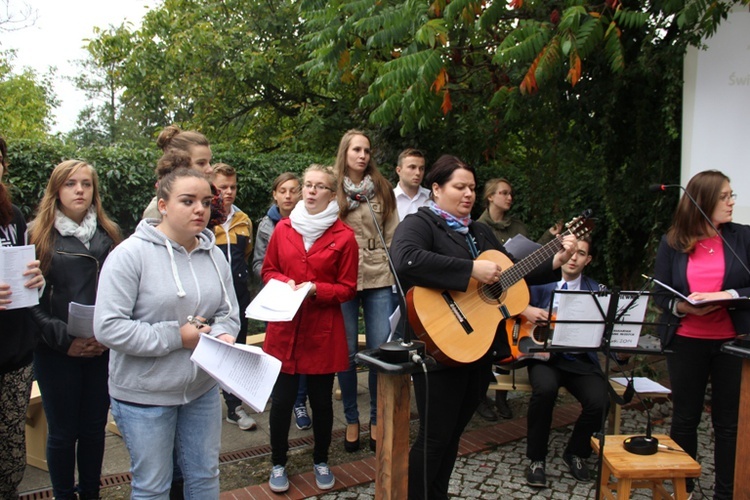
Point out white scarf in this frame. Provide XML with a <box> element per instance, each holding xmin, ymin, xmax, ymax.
<box><xmin>289</xmin><ymin>199</ymin><xmax>339</xmax><ymax>251</ymax></box>
<box><xmin>54</xmin><ymin>206</ymin><xmax>98</xmax><ymax>249</ymax></box>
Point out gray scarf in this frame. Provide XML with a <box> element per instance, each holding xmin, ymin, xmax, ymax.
<box><xmin>54</xmin><ymin>206</ymin><xmax>97</xmax><ymax>248</ymax></box>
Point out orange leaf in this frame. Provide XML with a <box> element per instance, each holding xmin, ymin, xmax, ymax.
<box><xmin>520</xmin><ymin>52</ymin><xmax>542</xmax><ymax>95</ymax></box>
<box><xmin>338</xmin><ymin>50</ymin><xmax>350</xmax><ymax>70</ymax></box>
<box><xmin>430</xmin><ymin>0</ymin><xmax>443</xmax><ymax>16</ymax></box>
<box><xmin>567</xmin><ymin>54</ymin><xmax>582</xmax><ymax>86</ymax></box>
<box><xmin>431</xmin><ymin>67</ymin><xmax>448</xmax><ymax>94</ymax></box>
<box><xmin>509</xmin><ymin>0</ymin><xmax>524</xmax><ymax>9</ymax></box>
<box><xmin>441</xmin><ymin>90</ymin><xmax>452</xmax><ymax>115</ymax></box>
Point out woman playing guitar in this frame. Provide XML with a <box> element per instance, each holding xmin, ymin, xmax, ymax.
<box><xmin>390</xmin><ymin>155</ymin><xmax>577</xmax><ymax>500</ymax></box>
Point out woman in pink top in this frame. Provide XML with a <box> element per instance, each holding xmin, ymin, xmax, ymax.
<box><xmin>654</xmin><ymin>170</ymin><xmax>750</xmax><ymax>499</ymax></box>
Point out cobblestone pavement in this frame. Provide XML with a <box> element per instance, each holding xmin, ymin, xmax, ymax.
<box><xmin>316</xmin><ymin>400</ymin><xmax>718</xmax><ymax>499</ymax></box>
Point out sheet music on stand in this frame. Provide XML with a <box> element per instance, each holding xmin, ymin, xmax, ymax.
<box><xmin>550</xmin><ymin>290</ymin><xmax>649</xmax><ymax>349</ymax></box>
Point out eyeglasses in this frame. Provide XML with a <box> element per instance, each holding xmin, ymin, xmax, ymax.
<box><xmin>719</xmin><ymin>192</ymin><xmax>737</xmax><ymax>202</ymax></box>
<box><xmin>303</xmin><ymin>183</ymin><xmax>334</xmax><ymax>192</ymax></box>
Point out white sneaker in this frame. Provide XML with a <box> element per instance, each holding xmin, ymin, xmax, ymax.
<box><xmin>226</xmin><ymin>405</ymin><xmax>257</xmax><ymax>431</ymax></box>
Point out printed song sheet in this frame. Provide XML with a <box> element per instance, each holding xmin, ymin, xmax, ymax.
<box><xmin>67</xmin><ymin>302</ymin><xmax>96</xmax><ymax>338</ymax></box>
<box><xmin>551</xmin><ymin>292</ymin><xmax>608</xmax><ymax>348</ymax></box>
<box><xmin>191</xmin><ymin>334</ymin><xmax>281</xmax><ymax>412</ymax></box>
<box><xmin>550</xmin><ymin>291</ymin><xmax>648</xmax><ymax>349</ymax></box>
<box><xmin>610</xmin><ymin>293</ymin><xmax>648</xmax><ymax>348</ymax></box>
<box><xmin>0</xmin><ymin>245</ymin><xmax>38</xmax><ymax>310</ymax></box>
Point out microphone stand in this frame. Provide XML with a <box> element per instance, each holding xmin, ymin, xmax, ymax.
<box><xmin>354</xmin><ymin>194</ymin><xmax>426</xmax><ymax>364</ymax></box>
<box><xmin>349</xmin><ymin>194</ymin><xmax>428</xmax><ymax>499</ymax></box>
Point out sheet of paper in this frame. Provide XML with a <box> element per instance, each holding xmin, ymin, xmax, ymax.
<box><xmin>245</xmin><ymin>278</ymin><xmax>312</xmax><ymax>322</ymax></box>
<box><xmin>611</xmin><ymin>377</ymin><xmax>671</xmax><ymax>394</ymax></box>
<box><xmin>610</xmin><ymin>293</ymin><xmax>648</xmax><ymax>348</ymax></box>
<box><xmin>190</xmin><ymin>334</ymin><xmax>282</xmax><ymax>412</ymax></box>
<box><xmin>67</xmin><ymin>302</ymin><xmax>96</xmax><ymax>338</ymax></box>
<box><xmin>551</xmin><ymin>292</ymin><xmax>609</xmax><ymax>348</ymax></box>
<box><xmin>650</xmin><ymin>276</ymin><xmax>750</xmax><ymax>308</ymax></box>
<box><xmin>0</xmin><ymin>245</ymin><xmax>39</xmax><ymax>310</ymax></box>
<box><xmin>503</xmin><ymin>234</ymin><xmax>542</xmax><ymax>260</ymax></box>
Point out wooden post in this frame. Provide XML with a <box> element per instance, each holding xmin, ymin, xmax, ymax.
<box><xmin>735</xmin><ymin>358</ymin><xmax>750</xmax><ymax>495</ymax></box>
<box><xmin>375</xmin><ymin>372</ymin><xmax>412</xmax><ymax>499</ymax></box>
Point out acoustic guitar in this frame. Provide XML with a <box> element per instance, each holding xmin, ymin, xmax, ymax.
<box><xmin>405</xmin><ymin>211</ymin><xmax>594</xmax><ymax>366</ymax></box>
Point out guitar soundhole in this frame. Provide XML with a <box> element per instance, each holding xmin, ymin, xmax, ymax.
<box><xmin>533</xmin><ymin>325</ymin><xmax>552</xmax><ymax>344</ymax></box>
<box><xmin>478</xmin><ymin>283</ymin><xmax>503</xmax><ymax>303</ymax></box>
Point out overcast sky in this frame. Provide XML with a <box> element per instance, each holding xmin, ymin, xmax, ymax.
<box><xmin>2</xmin><ymin>0</ymin><xmax>159</xmax><ymax>134</ymax></box>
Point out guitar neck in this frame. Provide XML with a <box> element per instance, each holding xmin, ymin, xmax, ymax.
<box><xmin>499</xmin><ymin>232</ymin><xmax>566</xmax><ymax>288</ymax></box>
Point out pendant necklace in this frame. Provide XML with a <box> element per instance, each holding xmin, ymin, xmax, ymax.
<box><xmin>698</xmin><ymin>241</ymin><xmax>715</xmax><ymax>254</ymax></box>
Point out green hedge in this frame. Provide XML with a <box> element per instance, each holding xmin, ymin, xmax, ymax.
<box><xmin>5</xmin><ymin>138</ymin><xmax>324</xmax><ymax>236</ymax></box>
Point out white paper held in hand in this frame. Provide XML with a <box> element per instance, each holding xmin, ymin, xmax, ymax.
<box><xmin>190</xmin><ymin>334</ymin><xmax>281</xmax><ymax>412</ymax></box>
<box><xmin>245</xmin><ymin>278</ymin><xmax>312</xmax><ymax>321</ymax></box>
<box><xmin>0</xmin><ymin>245</ymin><xmax>39</xmax><ymax>310</ymax></box>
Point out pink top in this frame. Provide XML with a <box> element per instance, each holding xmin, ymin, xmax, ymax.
<box><xmin>677</xmin><ymin>234</ymin><xmax>736</xmax><ymax>340</ymax></box>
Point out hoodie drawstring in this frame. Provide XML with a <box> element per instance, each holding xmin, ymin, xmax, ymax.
<box><xmin>164</xmin><ymin>239</ymin><xmax>187</xmax><ymax>297</ymax></box>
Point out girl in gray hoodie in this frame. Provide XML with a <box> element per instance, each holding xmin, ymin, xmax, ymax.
<box><xmin>95</xmin><ymin>168</ymin><xmax>239</xmax><ymax>499</ymax></box>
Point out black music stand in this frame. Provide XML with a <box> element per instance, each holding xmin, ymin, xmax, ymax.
<box><xmin>528</xmin><ymin>286</ymin><xmax>668</xmax><ymax>499</ymax></box>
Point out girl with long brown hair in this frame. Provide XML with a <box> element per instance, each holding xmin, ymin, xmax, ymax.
<box><xmin>29</xmin><ymin>160</ymin><xmax>121</xmax><ymax>500</ymax></box>
<box><xmin>654</xmin><ymin>169</ymin><xmax>749</xmax><ymax>499</ymax></box>
<box><xmin>334</xmin><ymin>130</ymin><xmax>399</xmax><ymax>453</ymax></box>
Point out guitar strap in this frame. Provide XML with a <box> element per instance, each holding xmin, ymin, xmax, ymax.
<box><xmin>465</xmin><ymin>232</ymin><xmax>480</xmax><ymax>259</ymax></box>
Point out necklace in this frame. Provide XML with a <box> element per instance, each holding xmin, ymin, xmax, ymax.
<box><xmin>698</xmin><ymin>242</ymin><xmax>715</xmax><ymax>254</ymax></box>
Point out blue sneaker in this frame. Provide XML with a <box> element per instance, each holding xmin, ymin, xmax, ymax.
<box><xmin>269</xmin><ymin>465</ymin><xmax>289</xmax><ymax>493</ymax></box>
<box><xmin>313</xmin><ymin>462</ymin><xmax>335</xmax><ymax>490</ymax></box>
<box><xmin>294</xmin><ymin>403</ymin><xmax>312</xmax><ymax>430</ymax></box>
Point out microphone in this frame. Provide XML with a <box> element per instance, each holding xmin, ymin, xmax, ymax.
<box><xmin>648</xmin><ymin>183</ymin><xmax>680</xmax><ymax>192</ymax></box>
<box><xmin>650</xmin><ymin>182</ymin><xmax>750</xmax><ymax>277</ymax></box>
<box><xmin>349</xmin><ymin>192</ymin><xmax>365</xmax><ymax>202</ymax></box>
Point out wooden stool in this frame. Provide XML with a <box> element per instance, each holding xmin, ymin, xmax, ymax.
<box><xmin>591</xmin><ymin>434</ymin><xmax>701</xmax><ymax>500</ymax></box>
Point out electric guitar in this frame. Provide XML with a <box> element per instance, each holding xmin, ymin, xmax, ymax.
<box><xmin>405</xmin><ymin>211</ymin><xmax>594</xmax><ymax>366</ymax></box>
<box><xmin>498</xmin><ymin>315</ymin><xmax>553</xmax><ymax>368</ymax></box>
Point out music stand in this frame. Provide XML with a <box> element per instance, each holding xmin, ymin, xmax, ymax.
<box><xmin>528</xmin><ymin>286</ymin><xmax>668</xmax><ymax>499</ymax></box>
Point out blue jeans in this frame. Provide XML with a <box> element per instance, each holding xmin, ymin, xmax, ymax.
<box><xmin>110</xmin><ymin>387</ymin><xmax>222</xmax><ymax>500</ymax></box>
<box><xmin>295</xmin><ymin>375</ymin><xmax>308</xmax><ymax>407</ymax></box>
<box><xmin>337</xmin><ymin>286</ymin><xmax>393</xmax><ymax>425</ymax></box>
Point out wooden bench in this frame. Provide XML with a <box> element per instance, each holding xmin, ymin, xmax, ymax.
<box><xmin>488</xmin><ymin>370</ymin><xmax>666</xmax><ymax>434</ymax></box>
<box><xmin>26</xmin><ymin>380</ymin><xmax>48</xmax><ymax>471</ymax></box>
<box><xmin>246</xmin><ymin>332</ymin><xmax>368</xmax><ymax>348</ymax></box>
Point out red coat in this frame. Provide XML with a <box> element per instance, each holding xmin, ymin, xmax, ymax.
<box><xmin>261</xmin><ymin>218</ymin><xmax>358</xmax><ymax>374</ymax></box>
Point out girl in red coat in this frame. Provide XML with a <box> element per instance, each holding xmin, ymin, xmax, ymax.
<box><xmin>261</xmin><ymin>164</ymin><xmax>358</xmax><ymax>493</ymax></box>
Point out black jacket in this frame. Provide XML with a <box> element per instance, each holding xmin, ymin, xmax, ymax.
<box><xmin>390</xmin><ymin>207</ymin><xmax>561</xmax><ymax>363</ymax></box>
<box><xmin>32</xmin><ymin>227</ymin><xmax>114</xmax><ymax>354</ymax></box>
<box><xmin>1</xmin><ymin>206</ymin><xmax>39</xmax><ymax>374</ymax></box>
<box><xmin>654</xmin><ymin>222</ymin><xmax>750</xmax><ymax>347</ymax></box>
